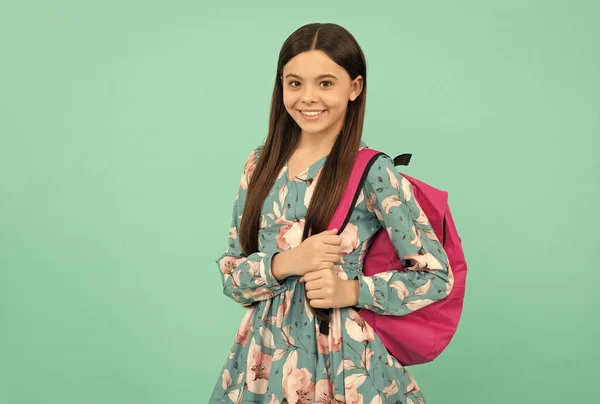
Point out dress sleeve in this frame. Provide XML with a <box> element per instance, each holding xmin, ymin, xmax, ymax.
<box><xmin>216</xmin><ymin>145</ymin><xmax>287</xmax><ymax>307</ymax></box>
<box><xmin>355</xmin><ymin>153</ymin><xmax>454</xmax><ymax>315</ymax></box>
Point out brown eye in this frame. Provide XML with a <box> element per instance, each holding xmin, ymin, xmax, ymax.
<box><xmin>288</xmin><ymin>81</ymin><xmax>333</xmax><ymax>88</ymax></box>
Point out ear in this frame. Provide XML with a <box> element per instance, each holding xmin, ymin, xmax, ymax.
<box><xmin>349</xmin><ymin>75</ymin><xmax>363</xmax><ymax>102</ymax></box>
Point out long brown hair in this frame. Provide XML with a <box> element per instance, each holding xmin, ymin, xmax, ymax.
<box><xmin>239</xmin><ymin>23</ymin><xmax>368</xmax><ymax>325</ymax></box>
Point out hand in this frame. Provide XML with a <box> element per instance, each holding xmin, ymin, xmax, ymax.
<box><xmin>292</xmin><ymin>228</ymin><xmax>343</xmax><ymax>277</ymax></box>
<box><xmin>300</xmin><ymin>269</ymin><xmax>359</xmax><ymax>309</ymax></box>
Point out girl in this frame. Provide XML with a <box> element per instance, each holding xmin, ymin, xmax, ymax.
<box><xmin>210</xmin><ymin>23</ymin><xmax>453</xmax><ymax>404</ymax></box>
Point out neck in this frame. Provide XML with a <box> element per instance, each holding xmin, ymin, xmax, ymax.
<box><xmin>297</xmin><ymin>109</ymin><xmax>346</xmax><ymax>153</ymax></box>
<box><xmin>297</xmin><ymin>130</ymin><xmax>340</xmax><ymax>154</ymax></box>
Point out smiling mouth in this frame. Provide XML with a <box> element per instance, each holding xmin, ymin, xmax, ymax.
<box><xmin>299</xmin><ymin>109</ymin><xmax>326</xmax><ymax>116</ymax></box>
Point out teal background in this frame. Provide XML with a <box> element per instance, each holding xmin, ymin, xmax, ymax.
<box><xmin>1</xmin><ymin>1</ymin><xmax>598</xmax><ymax>403</ymax></box>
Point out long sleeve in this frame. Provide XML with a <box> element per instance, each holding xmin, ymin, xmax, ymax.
<box><xmin>355</xmin><ymin>154</ymin><xmax>454</xmax><ymax>315</ymax></box>
<box><xmin>216</xmin><ymin>146</ymin><xmax>287</xmax><ymax>307</ymax></box>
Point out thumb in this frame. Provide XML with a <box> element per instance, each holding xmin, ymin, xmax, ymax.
<box><xmin>323</xmin><ymin>228</ymin><xmax>338</xmax><ymax>234</ymax></box>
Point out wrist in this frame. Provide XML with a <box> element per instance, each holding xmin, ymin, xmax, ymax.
<box><xmin>345</xmin><ymin>280</ymin><xmax>360</xmax><ymax>306</ymax></box>
<box><xmin>272</xmin><ymin>250</ymin><xmax>294</xmax><ymax>281</ymax></box>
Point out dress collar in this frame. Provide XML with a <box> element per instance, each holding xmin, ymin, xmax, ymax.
<box><xmin>285</xmin><ymin>138</ymin><xmax>370</xmax><ymax>182</ymax></box>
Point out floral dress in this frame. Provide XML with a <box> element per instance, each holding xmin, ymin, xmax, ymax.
<box><xmin>209</xmin><ymin>139</ymin><xmax>453</xmax><ymax>403</ymax></box>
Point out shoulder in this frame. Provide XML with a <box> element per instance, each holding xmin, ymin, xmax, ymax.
<box><xmin>363</xmin><ymin>152</ymin><xmax>413</xmax><ymax>196</ymax></box>
<box><xmin>364</xmin><ymin>152</ymin><xmax>397</xmax><ymax>182</ymax></box>
<box><xmin>243</xmin><ymin>143</ymin><xmax>265</xmax><ymax>167</ymax></box>
<box><xmin>239</xmin><ymin>143</ymin><xmax>265</xmax><ymax>189</ymax></box>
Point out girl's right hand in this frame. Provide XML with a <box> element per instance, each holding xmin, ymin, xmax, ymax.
<box><xmin>293</xmin><ymin>228</ymin><xmax>343</xmax><ymax>276</ymax></box>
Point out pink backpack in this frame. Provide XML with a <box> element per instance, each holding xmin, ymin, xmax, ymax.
<box><xmin>328</xmin><ymin>147</ymin><xmax>467</xmax><ymax>366</ymax></box>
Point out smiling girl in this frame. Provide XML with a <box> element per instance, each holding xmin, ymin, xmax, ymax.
<box><xmin>210</xmin><ymin>22</ymin><xmax>452</xmax><ymax>403</ymax></box>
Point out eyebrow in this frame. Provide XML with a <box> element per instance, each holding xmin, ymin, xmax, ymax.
<box><xmin>284</xmin><ymin>73</ymin><xmax>338</xmax><ymax>80</ymax></box>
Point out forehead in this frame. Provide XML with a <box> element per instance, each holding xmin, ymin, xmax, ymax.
<box><xmin>282</xmin><ymin>50</ymin><xmax>345</xmax><ymax>78</ymax></box>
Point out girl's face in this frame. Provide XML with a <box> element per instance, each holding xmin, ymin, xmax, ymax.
<box><xmin>282</xmin><ymin>50</ymin><xmax>363</xmax><ymax>140</ymax></box>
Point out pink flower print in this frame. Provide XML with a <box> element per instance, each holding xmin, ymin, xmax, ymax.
<box><xmin>386</xmin><ymin>166</ymin><xmax>401</xmax><ymax>193</ymax></box>
<box><xmin>232</xmin><ymin>270</ymin><xmax>241</xmax><ymax>288</ymax></box>
<box><xmin>413</xmin><ymin>200</ymin><xmax>431</xmax><ymax>228</ymax></box>
<box><xmin>364</xmin><ymin>192</ymin><xmax>377</xmax><ymax>213</ymax></box>
<box><xmin>219</xmin><ymin>256</ymin><xmax>237</xmax><ymax>281</ymax></box>
<box><xmin>339</xmin><ymin>223</ymin><xmax>359</xmax><ymax>255</ymax></box>
<box><xmin>360</xmin><ymin>348</ymin><xmax>375</xmax><ymax>370</ymax></box>
<box><xmin>400</xmin><ymin>175</ymin><xmax>414</xmax><ymax>201</ymax></box>
<box><xmin>344</xmin><ymin>373</ymin><xmax>367</xmax><ymax>404</ymax></box>
<box><xmin>229</xmin><ymin>224</ymin><xmax>238</xmax><ymax>240</ymax></box>
<box><xmin>246</xmin><ymin>337</ymin><xmax>273</xmax><ymax>394</ymax></box>
<box><xmin>221</xmin><ymin>369</ymin><xmax>246</xmax><ymax>403</ymax></box>
<box><xmin>408</xmin><ymin>225</ymin><xmax>423</xmax><ymax>248</ymax></box>
<box><xmin>275</xmin><ymin>218</ymin><xmax>305</xmax><ymax>250</ymax></box>
<box><xmin>314</xmin><ymin>378</ymin><xmax>334</xmax><ymax>403</ymax></box>
<box><xmin>381</xmin><ymin>194</ymin><xmax>402</xmax><ymax>214</ymax></box>
<box><xmin>382</xmin><ymin>380</ymin><xmax>399</xmax><ymax>398</ymax></box>
<box><xmin>345</xmin><ymin>310</ymin><xmax>376</xmax><ymax>343</ymax></box>
<box><xmin>276</xmin><ymin>287</ymin><xmax>294</xmax><ymax>328</ymax></box>
<box><xmin>240</xmin><ymin>150</ymin><xmax>257</xmax><ymax>190</ymax></box>
<box><xmin>365</xmin><ymin>192</ymin><xmax>383</xmax><ymax>221</ymax></box>
<box><xmin>405</xmin><ymin>370</ymin><xmax>421</xmax><ymax>396</ymax></box>
<box><xmin>404</xmin><ymin>250</ymin><xmax>443</xmax><ymax>271</ymax></box>
<box><xmin>282</xmin><ymin>350</ymin><xmax>316</xmax><ymax>403</ymax></box>
<box><xmin>333</xmin><ymin>265</ymin><xmax>348</xmax><ymax>281</ymax></box>
<box><xmin>386</xmin><ymin>168</ymin><xmax>414</xmax><ymax>203</ymax></box>
<box><xmin>221</xmin><ymin>368</ymin><xmax>233</xmax><ymax>390</ymax></box>
<box><xmin>234</xmin><ymin>306</ymin><xmax>254</xmax><ymax>347</ymax></box>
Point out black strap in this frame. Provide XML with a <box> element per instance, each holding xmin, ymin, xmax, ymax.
<box><xmin>393</xmin><ymin>153</ymin><xmax>412</xmax><ymax>166</ymax></box>
<box><xmin>319</xmin><ymin>319</ymin><xmax>329</xmax><ymax>335</ymax></box>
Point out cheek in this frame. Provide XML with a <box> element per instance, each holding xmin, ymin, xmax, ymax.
<box><xmin>322</xmin><ymin>93</ymin><xmax>346</xmax><ymax>110</ymax></box>
<box><xmin>282</xmin><ymin>93</ymin><xmax>298</xmax><ymax>112</ymax></box>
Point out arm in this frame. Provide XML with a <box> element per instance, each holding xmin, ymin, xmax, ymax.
<box><xmin>354</xmin><ymin>154</ymin><xmax>454</xmax><ymax>315</ymax></box>
<box><xmin>216</xmin><ymin>146</ymin><xmax>288</xmax><ymax>307</ymax></box>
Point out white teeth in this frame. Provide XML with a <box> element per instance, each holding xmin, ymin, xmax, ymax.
<box><xmin>301</xmin><ymin>110</ymin><xmax>324</xmax><ymax>116</ymax></box>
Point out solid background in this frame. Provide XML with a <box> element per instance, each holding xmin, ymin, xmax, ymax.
<box><xmin>1</xmin><ymin>1</ymin><xmax>598</xmax><ymax>403</ymax></box>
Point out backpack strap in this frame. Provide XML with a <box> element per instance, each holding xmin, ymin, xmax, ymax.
<box><xmin>320</xmin><ymin>148</ymin><xmax>409</xmax><ymax>335</ymax></box>
<box><xmin>319</xmin><ymin>148</ymin><xmax>384</xmax><ymax>336</ymax></box>
<box><xmin>329</xmin><ymin>148</ymin><xmax>386</xmax><ymax>234</ymax></box>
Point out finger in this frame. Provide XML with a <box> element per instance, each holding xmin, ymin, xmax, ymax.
<box><xmin>309</xmin><ymin>299</ymin><xmax>329</xmax><ymax>309</ymax></box>
<box><xmin>321</xmin><ymin>235</ymin><xmax>342</xmax><ymax>246</ymax></box>
<box><xmin>304</xmin><ymin>278</ymin><xmax>324</xmax><ymax>291</ymax></box>
<box><xmin>306</xmin><ymin>288</ymin><xmax>327</xmax><ymax>300</ymax></box>
<box><xmin>324</xmin><ymin>244</ymin><xmax>343</xmax><ymax>254</ymax></box>
<box><xmin>322</xmin><ymin>252</ymin><xmax>341</xmax><ymax>262</ymax></box>
<box><xmin>302</xmin><ymin>269</ymin><xmax>327</xmax><ymax>283</ymax></box>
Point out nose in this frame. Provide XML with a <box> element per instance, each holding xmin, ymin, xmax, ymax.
<box><xmin>301</xmin><ymin>84</ymin><xmax>319</xmax><ymax>104</ymax></box>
